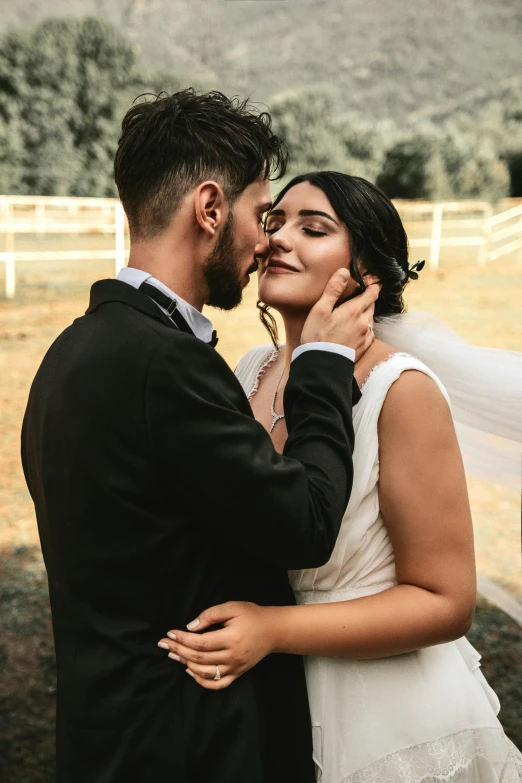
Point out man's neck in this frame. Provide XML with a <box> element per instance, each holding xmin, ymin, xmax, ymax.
<box><xmin>127</xmin><ymin>243</ymin><xmax>206</xmax><ymax>312</ymax></box>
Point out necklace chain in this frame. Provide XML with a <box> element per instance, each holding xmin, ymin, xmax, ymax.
<box><xmin>270</xmin><ymin>364</ymin><xmax>286</xmax><ymax>433</ymax></box>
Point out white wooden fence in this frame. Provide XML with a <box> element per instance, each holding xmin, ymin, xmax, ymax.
<box><xmin>0</xmin><ymin>195</ymin><xmax>126</xmax><ymax>299</ymax></box>
<box><xmin>394</xmin><ymin>199</ymin><xmax>522</xmax><ymax>269</ymax></box>
<box><xmin>1</xmin><ymin>195</ymin><xmax>522</xmax><ymax>299</ymax></box>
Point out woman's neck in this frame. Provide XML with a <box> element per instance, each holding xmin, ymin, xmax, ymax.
<box><xmin>281</xmin><ymin>314</ymin><xmax>307</xmax><ymax>372</ymax></box>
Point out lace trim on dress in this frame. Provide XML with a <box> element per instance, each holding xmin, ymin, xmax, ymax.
<box><xmin>340</xmin><ymin>728</ymin><xmax>522</xmax><ymax>783</ymax></box>
<box><xmin>246</xmin><ymin>345</ymin><xmax>279</xmax><ymax>401</ymax></box>
<box><xmin>247</xmin><ymin>348</ymin><xmax>411</xmax><ymax>403</ymax></box>
<box><xmin>359</xmin><ymin>351</ymin><xmax>413</xmax><ymax>393</ymax></box>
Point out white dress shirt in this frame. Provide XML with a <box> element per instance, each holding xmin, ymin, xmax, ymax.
<box><xmin>116</xmin><ymin>267</ymin><xmax>355</xmax><ymax>363</ymax></box>
<box><xmin>117</xmin><ymin>267</ymin><xmax>214</xmax><ymax>343</ymax></box>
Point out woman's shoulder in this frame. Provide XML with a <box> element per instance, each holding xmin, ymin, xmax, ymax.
<box><xmin>354</xmin><ymin>342</ymin><xmax>452</xmax><ymax>438</ymax></box>
<box><xmin>361</xmin><ymin>341</ymin><xmax>450</xmax><ymax>402</ymax></box>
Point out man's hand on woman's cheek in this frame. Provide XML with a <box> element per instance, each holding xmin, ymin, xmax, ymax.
<box><xmin>157</xmin><ymin>601</ymin><xmax>277</xmax><ymax>690</ymax></box>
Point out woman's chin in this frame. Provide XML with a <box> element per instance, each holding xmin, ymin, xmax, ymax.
<box><xmin>258</xmin><ymin>273</ymin><xmax>324</xmax><ymax>311</ymax></box>
<box><xmin>257</xmin><ymin>289</ymin><xmax>315</xmax><ymax>314</ymax></box>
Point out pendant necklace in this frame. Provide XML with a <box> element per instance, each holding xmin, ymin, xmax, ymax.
<box><xmin>270</xmin><ymin>364</ymin><xmax>287</xmax><ymax>433</ymax></box>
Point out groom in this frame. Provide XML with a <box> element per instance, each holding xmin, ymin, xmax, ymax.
<box><xmin>21</xmin><ymin>89</ymin><xmax>378</xmax><ymax>783</ymax></box>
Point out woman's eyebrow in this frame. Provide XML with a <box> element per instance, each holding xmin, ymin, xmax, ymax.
<box><xmin>267</xmin><ymin>208</ymin><xmax>339</xmax><ymax>226</ymax></box>
<box><xmin>299</xmin><ymin>209</ymin><xmax>339</xmax><ymax>225</ymax></box>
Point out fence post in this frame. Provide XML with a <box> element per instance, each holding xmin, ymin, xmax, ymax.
<box><xmin>36</xmin><ymin>201</ymin><xmax>45</xmax><ymax>235</ymax></box>
<box><xmin>519</xmin><ymin>211</ymin><xmax>522</xmax><ymax>264</ymax></box>
<box><xmin>478</xmin><ymin>205</ymin><xmax>493</xmax><ymax>266</ymax></box>
<box><xmin>5</xmin><ymin>199</ymin><xmax>15</xmax><ymax>299</ymax></box>
<box><xmin>429</xmin><ymin>204</ymin><xmax>443</xmax><ymax>270</ymax></box>
<box><xmin>115</xmin><ymin>201</ymin><xmax>126</xmax><ymax>275</ymax></box>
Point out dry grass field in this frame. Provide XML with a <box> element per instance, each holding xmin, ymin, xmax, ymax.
<box><xmin>1</xmin><ymin>240</ymin><xmax>521</xmax><ymax>598</ymax></box>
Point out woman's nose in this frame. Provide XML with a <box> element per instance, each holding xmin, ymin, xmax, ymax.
<box><xmin>269</xmin><ymin>230</ymin><xmax>292</xmax><ymax>253</ymax></box>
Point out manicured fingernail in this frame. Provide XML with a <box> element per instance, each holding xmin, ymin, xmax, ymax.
<box><xmin>157</xmin><ymin>641</ymin><xmax>170</xmax><ymax>650</ymax></box>
<box><xmin>187</xmin><ymin>618</ymin><xmax>200</xmax><ymax>630</ymax></box>
<box><xmin>168</xmin><ymin>652</ymin><xmax>180</xmax><ymax>662</ymax></box>
<box><xmin>186</xmin><ymin>669</ymin><xmax>195</xmax><ymax>678</ymax></box>
<box><xmin>167</xmin><ymin>632</ymin><xmax>177</xmax><ymax>640</ymax></box>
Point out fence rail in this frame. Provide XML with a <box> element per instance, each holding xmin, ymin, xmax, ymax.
<box><xmin>0</xmin><ymin>196</ymin><xmax>126</xmax><ymax>298</ymax></box>
<box><xmin>1</xmin><ymin>195</ymin><xmax>522</xmax><ymax>299</ymax></box>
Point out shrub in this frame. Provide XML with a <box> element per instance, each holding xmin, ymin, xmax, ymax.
<box><xmin>376</xmin><ymin>133</ymin><xmax>453</xmax><ymax>200</ymax></box>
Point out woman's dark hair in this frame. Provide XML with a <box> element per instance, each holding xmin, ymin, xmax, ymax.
<box><xmin>114</xmin><ymin>88</ymin><xmax>288</xmax><ymax>239</ymax></box>
<box><xmin>257</xmin><ymin>171</ymin><xmax>410</xmax><ymax>347</ymax></box>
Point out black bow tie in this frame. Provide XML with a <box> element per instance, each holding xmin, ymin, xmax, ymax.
<box><xmin>139</xmin><ymin>281</ymin><xmax>218</xmax><ymax>348</ymax></box>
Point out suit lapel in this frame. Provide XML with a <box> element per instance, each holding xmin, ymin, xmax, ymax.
<box><xmin>86</xmin><ymin>279</ymin><xmax>180</xmax><ymax>332</ymax></box>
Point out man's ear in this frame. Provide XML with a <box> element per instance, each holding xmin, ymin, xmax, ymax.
<box><xmin>194</xmin><ymin>181</ymin><xmax>227</xmax><ymax>237</ymax></box>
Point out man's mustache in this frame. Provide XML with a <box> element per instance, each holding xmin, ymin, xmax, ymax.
<box><xmin>247</xmin><ymin>258</ymin><xmax>260</xmax><ymax>275</ymax></box>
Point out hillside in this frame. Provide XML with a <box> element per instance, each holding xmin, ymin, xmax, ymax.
<box><xmin>0</xmin><ymin>0</ymin><xmax>521</xmax><ymax>122</ymax></box>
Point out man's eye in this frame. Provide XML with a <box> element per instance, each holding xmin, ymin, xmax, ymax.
<box><xmin>303</xmin><ymin>228</ymin><xmax>327</xmax><ymax>237</ymax></box>
<box><xmin>264</xmin><ymin>226</ymin><xmax>280</xmax><ymax>235</ymax></box>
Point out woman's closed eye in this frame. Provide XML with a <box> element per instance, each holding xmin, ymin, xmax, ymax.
<box><xmin>264</xmin><ymin>225</ymin><xmax>327</xmax><ymax>237</ymax></box>
<box><xmin>302</xmin><ymin>227</ymin><xmax>327</xmax><ymax>237</ymax></box>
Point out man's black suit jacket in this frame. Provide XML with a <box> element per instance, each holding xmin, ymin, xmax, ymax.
<box><xmin>21</xmin><ymin>279</ymin><xmax>358</xmax><ymax>783</ymax></box>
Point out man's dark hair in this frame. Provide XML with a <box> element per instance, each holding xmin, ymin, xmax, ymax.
<box><xmin>114</xmin><ymin>88</ymin><xmax>288</xmax><ymax>239</ymax></box>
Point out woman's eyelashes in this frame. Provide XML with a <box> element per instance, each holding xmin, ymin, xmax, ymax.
<box><xmin>264</xmin><ymin>225</ymin><xmax>327</xmax><ymax>237</ymax></box>
<box><xmin>303</xmin><ymin>227</ymin><xmax>327</xmax><ymax>237</ymax></box>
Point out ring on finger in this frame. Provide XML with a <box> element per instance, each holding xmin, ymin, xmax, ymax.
<box><xmin>214</xmin><ymin>665</ymin><xmax>221</xmax><ymax>681</ymax></box>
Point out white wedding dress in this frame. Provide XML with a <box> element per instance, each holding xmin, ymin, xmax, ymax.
<box><xmin>235</xmin><ymin>344</ymin><xmax>522</xmax><ymax>783</ymax></box>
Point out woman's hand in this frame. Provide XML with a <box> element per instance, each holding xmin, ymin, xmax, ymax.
<box><xmin>157</xmin><ymin>602</ymin><xmax>278</xmax><ymax>689</ymax></box>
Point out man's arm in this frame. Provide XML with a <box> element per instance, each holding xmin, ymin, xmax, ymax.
<box><xmin>146</xmin><ymin>336</ymin><xmax>356</xmax><ymax>570</ymax></box>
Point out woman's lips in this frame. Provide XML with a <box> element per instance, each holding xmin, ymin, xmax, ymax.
<box><xmin>266</xmin><ymin>259</ymin><xmax>299</xmax><ymax>274</ymax></box>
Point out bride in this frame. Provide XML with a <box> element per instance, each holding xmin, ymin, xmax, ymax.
<box><xmin>159</xmin><ymin>172</ymin><xmax>522</xmax><ymax>782</ymax></box>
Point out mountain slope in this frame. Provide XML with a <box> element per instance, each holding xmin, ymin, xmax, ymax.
<box><xmin>0</xmin><ymin>0</ymin><xmax>520</xmax><ymax>120</ymax></box>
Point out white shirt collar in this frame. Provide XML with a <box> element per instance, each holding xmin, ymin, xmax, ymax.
<box><xmin>116</xmin><ymin>267</ymin><xmax>214</xmax><ymax>343</ymax></box>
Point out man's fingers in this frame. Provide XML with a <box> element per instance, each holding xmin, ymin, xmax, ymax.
<box><xmin>335</xmin><ymin>281</ymin><xmax>379</xmax><ymax>318</ymax></box>
<box><xmin>353</xmin><ymin>281</ymin><xmax>381</xmax><ymax>310</ymax></box>
<box><xmin>316</xmin><ymin>268</ymin><xmax>352</xmax><ymax>310</ymax></box>
<box><xmin>317</xmin><ymin>273</ymin><xmax>381</xmax><ymax>317</ymax></box>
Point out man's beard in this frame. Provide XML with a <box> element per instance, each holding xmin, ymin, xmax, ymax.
<box><xmin>203</xmin><ymin>212</ymin><xmax>250</xmax><ymax>311</ymax></box>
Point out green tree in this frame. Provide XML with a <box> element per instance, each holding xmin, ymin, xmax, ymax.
<box><xmin>376</xmin><ymin>133</ymin><xmax>453</xmax><ymax>200</ymax></box>
<box><xmin>0</xmin><ymin>17</ymin><xmax>150</xmax><ymax>196</ymax></box>
<box><xmin>270</xmin><ymin>87</ymin><xmax>349</xmax><ymax>185</ymax></box>
<box><xmin>337</xmin><ymin>118</ymin><xmax>393</xmax><ymax>183</ymax></box>
<box><xmin>441</xmin><ymin>130</ymin><xmax>510</xmax><ymax>202</ymax></box>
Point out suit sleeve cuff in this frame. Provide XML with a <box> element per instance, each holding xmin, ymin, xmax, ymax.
<box><xmin>291</xmin><ymin>343</ymin><xmax>356</xmax><ymax>364</ymax></box>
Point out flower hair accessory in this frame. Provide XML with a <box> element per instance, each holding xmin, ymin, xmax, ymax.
<box><xmin>407</xmin><ymin>260</ymin><xmax>425</xmax><ymax>280</ymax></box>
